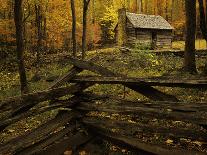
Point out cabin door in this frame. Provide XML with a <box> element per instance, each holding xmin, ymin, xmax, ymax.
<box><xmin>151</xmin><ymin>32</ymin><xmax>157</xmax><ymax>50</ymax></box>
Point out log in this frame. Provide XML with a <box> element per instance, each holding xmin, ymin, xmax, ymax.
<box><xmin>0</xmin><ymin>84</ymin><xmax>88</xmax><ymax>131</ymax></box>
<box><xmin>0</xmin><ymin>86</ymin><xmax>73</xmax><ymax>112</ymax></box>
<box><xmin>85</xmin><ymin>123</ymin><xmax>205</xmax><ymax>155</ymax></box>
<box><xmin>49</xmin><ymin>66</ymin><xmax>83</xmax><ymax>89</ymax></box>
<box><xmin>70</xmin><ymin>76</ymin><xmax>207</xmax><ymax>88</ymax></box>
<box><xmin>83</xmin><ymin>117</ymin><xmax>207</xmax><ymax>141</ymax></box>
<box><xmin>0</xmin><ymin>93</ymin><xmax>110</xmax><ymax>131</ymax></box>
<box><xmin>67</xmin><ymin>57</ymin><xmax>178</xmax><ymax>102</ymax></box>
<box><xmin>82</xmin><ymin>94</ymin><xmax>207</xmax><ymax>112</ymax></box>
<box><xmin>0</xmin><ymin>111</ymin><xmax>78</xmax><ymax>154</ymax></box>
<box><xmin>76</xmin><ymin>99</ymin><xmax>207</xmax><ymax>126</ymax></box>
<box><xmin>15</xmin><ymin>124</ymin><xmax>76</xmax><ymax>155</ymax></box>
<box><xmin>0</xmin><ymin>82</ymin><xmax>94</xmax><ymax>113</ymax></box>
<box><xmin>36</xmin><ymin>132</ymin><xmax>94</xmax><ymax>155</ymax></box>
<box><xmin>48</xmin><ymin>55</ymin><xmax>100</xmax><ymax>88</ymax></box>
<box><xmin>0</xmin><ymin>97</ymin><xmax>81</xmax><ymax>131</ymax></box>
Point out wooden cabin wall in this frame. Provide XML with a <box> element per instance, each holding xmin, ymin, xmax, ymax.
<box><xmin>115</xmin><ymin>19</ymin><xmax>173</xmax><ymax>49</ymax></box>
<box><xmin>126</xmin><ymin>20</ymin><xmax>152</xmax><ymax>47</ymax></box>
<box><xmin>126</xmin><ymin>19</ymin><xmax>136</xmax><ymax>45</ymax></box>
<box><xmin>135</xmin><ymin>30</ymin><xmax>152</xmax><ymax>45</ymax></box>
<box><xmin>156</xmin><ymin>30</ymin><xmax>173</xmax><ymax>49</ymax></box>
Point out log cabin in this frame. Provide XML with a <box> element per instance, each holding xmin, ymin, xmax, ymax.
<box><xmin>115</xmin><ymin>8</ymin><xmax>174</xmax><ymax>49</ymax></box>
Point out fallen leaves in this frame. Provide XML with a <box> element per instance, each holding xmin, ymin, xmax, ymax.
<box><xmin>165</xmin><ymin>139</ymin><xmax>174</xmax><ymax>145</ymax></box>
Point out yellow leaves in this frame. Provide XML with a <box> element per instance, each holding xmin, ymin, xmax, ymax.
<box><xmin>111</xmin><ymin>128</ymin><xmax>118</xmax><ymax>132</ymax></box>
<box><xmin>192</xmin><ymin>141</ymin><xmax>204</xmax><ymax>147</ymax></box>
<box><xmin>101</xmin><ymin>6</ymin><xmax>118</xmax><ymax>22</ymax></box>
<box><xmin>111</xmin><ymin>145</ymin><xmax>118</xmax><ymax>151</ymax></box>
<box><xmin>99</xmin><ymin>5</ymin><xmax>118</xmax><ymax>39</ymax></box>
<box><xmin>127</xmin><ymin>119</ymin><xmax>136</xmax><ymax>123</ymax></box>
<box><xmin>64</xmin><ymin>151</ymin><xmax>72</xmax><ymax>155</ymax></box>
<box><xmin>165</xmin><ymin>139</ymin><xmax>174</xmax><ymax>145</ymax></box>
<box><xmin>79</xmin><ymin>151</ymin><xmax>87</xmax><ymax>155</ymax></box>
<box><xmin>7</xmin><ymin>129</ymin><xmax>15</xmax><ymax>133</ymax></box>
<box><xmin>121</xmin><ymin>149</ymin><xmax>127</xmax><ymax>153</ymax></box>
<box><xmin>180</xmin><ymin>138</ymin><xmax>207</xmax><ymax>147</ymax></box>
<box><xmin>0</xmin><ymin>72</ymin><xmax>19</xmax><ymax>91</ymax></box>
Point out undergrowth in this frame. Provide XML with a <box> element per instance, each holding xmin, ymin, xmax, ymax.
<box><xmin>1</xmin><ymin>47</ymin><xmax>207</xmax><ymax>147</ymax></box>
<box><xmin>1</xmin><ymin>47</ymin><xmax>207</xmax><ymax>101</ymax></box>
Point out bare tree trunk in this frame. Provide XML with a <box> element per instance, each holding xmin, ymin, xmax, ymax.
<box><xmin>171</xmin><ymin>0</ymin><xmax>174</xmax><ymax>22</ymax></box>
<box><xmin>183</xmin><ymin>0</ymin><xmax>197</xmax><ymax>73</ymax></box>
<box><xmin>144</xmin><ymin>0</ymin><xmax>148</xmax><ymax>13</ymax></box>
<box><xmin>157</xmin><ymin>0</ymin><xmax>162</xmax><ymax>15</ymax></box>
<box><xmin>14</xmin><ymin>0</ymin><xmax>29</xmax><ymax>94</ymax></box>
<box><xmin>138</xmin><ymin>0</ymin><xmax>142</xmax><ymax>13</ymax></box>
<box><xmin>127</xmin><ymin>0</ymin><xmax>130</xmax><ymax>11</ymax></box>
<box><xmin>71</xmin><ymin>0</ymin><xmax>76</xmax><ymax>57</ymax></box>
<box><xmin>198</xmin><ymin>0</ymin><xmax>207</xmax><ymax>40</ymax></box>
<box><xmin>165</xmin><ymin>0</ymin><xmax>168</xmax><ymax>21</ymax></box>
<box><xmin>133</xmin><ymin>0</ymin><xmax>138</xmax><ymax>13</ymax></box>
<box><xmin>22</xmin><ymin>2</ymin><xmax>31</xmax><ymax>51</ymax></box>
<box><xmin>82</xmin><ymin>0</ymin><xmax>90</xmax><ymax>59</ymax></box>
<box><xmin>35</xmin><ymin>4</ymin><xmax>43</xmax><ymax>64</ymax></box>
<box><xmin>205</xmin><ymin>0</ymin><xmax>207</xmax><ymax>49</ymax></box>
<box><xmin>153</xmin><ymin>0</ymin><xmax>157</xmax><ymax>15</ymax></box>
<box><xmin>118</xmin><ymin>8</ymin><xmax>127</xmax><ymax>46</ymax></box>
<box><xmin>198</xmin><ymin>0</ymin><xmax>207</xmax><ymax>74</ymax></box>
<box><xmin>43</xmin><ymin>17</ymin><xmax>47</xmax><ymax>49</ymax></box>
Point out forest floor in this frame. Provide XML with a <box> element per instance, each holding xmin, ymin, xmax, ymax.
<box><xmin>1</xmin><ymin>47</ymin><xmax>207</xmax><ymax>154</ymax></box>
<box><xmin>172</xmin><ymin>39</ymin><xmax>207</xmax><ymax>50</ymax></box>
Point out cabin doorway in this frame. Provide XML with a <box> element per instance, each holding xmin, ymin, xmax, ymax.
<box><xmin>151</xmin><ymin>32</ymin><xmax>157</xmax><ymax>50</ymax></box>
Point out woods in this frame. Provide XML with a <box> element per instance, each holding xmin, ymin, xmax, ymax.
<box><xmin>2</xmin><ymin>0</ymin><xmax>207</xmax><ymax>154</ymax></box>
<box><xmin>0</xmin><ymin>0</ymin><xmax>194</xmax><ymax>55</ymax></box>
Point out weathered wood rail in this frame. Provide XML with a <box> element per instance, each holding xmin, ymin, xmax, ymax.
<box><xmin>0</xmin><ymin>57</ymin><xmax>207</xmax><ymax>155</ymax></box>
<box><xmin>70</xmin><ymin>75</ymin><xmax>207</xmax><ymax>88</ymax></box>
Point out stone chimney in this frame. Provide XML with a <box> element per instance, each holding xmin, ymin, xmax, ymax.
<box><xmin>117</xmin><ymin>8</ymin><xmax>127</xmax><ymax>46</ymax></box>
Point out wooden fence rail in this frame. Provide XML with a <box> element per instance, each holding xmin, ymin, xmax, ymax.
<box><xmin>0</xmin><ymin>57</ymin><xmax>207</xmax><ymax>155</ymax></box>
<box><xmin>70</xmin><ymin>75</ymin><xmax>207</xmax><ymax>88</ymax></box>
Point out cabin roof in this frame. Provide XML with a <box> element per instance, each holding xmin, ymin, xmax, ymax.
<box><xmin>126</xmin><ymin>12</ymin><xmax>174</xmax><ymax>30</ymax></box>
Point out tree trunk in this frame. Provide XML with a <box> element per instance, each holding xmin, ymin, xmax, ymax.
<box><xmin>171</xmin><ymin>0</ymin><xmax>174</xmax><ymax>22</ymax></box>
<box><xmin>198</xmin><ymin>0</ymin><xmax>207</xmax><ymax>74</ymax></box>
<box><xmin>157</xmin><ymin>0</ymin><xmax>162</xmax><ymax>15</ymax></box>
<box><xmin>127</xmin><ymin>0</ymin><xmax>130</xmax><ymax>11</ymax></box>
<box><xmin>82</xmin><ymin>0</ymin><xmax>90</xmax><ymax>59</ymax></box>
<box><xmin>35</xmin><ymin>4</ymin><xmax>43</xmax><ymax>63</ymax></box>
<box><xmin>71</xmin><ymin>0</ymin><xmax>77</xmax><ymax>57</ymax></box>
<box><xmin>117</xmin><ymin>8</ymin><xmax>127</xmax><ymax>47</ymax></box>
<box><xmin>198</xmin><ymin>0</ymin><xmax>207</xmax><ymax>40</ymax></box>
<box><xmin>137</xmin><ymin>0</ymin><xmax>142</xmax><ymax>13</ymax></box>
<box><xmin>153</xmin><ymin>0</ymin><xmax>157</xmax><ymax>15</ymax></box>
<box><xmin>43</xmin><ymin>17</ymin><xmax>47</xmax><ymax>49</ymax></box>
<box><xmin>133</xmin><ymin>0</ymin><xmax>138</xmax><ymax>13</ymax></box>
<box><xmin>183</xmin><ymin>0</ymin><xmax>197</xmax><ymax>73</ymax></box>
<box><xmin>165</xmin><ymin>0</ymin><xmax>168</xmax><ymax>21</ymax></box>
<box><xmin>205</xmin><ymin>0</ymin><xmax>207</xmax><ymax>49</ymax></box>
<box><xmin>14</xmin><ymin>0</ymin><xmax>29</xmax><ymax>94</ymax></box>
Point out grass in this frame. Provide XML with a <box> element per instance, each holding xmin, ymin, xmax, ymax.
<box><xmin>1</xmin><ymin>47</ymin><xmax>207</xmax><ymax>101</ymax></box>
<box><xmin>172</xmin><ymin>39</ymin><xmax>207</xmax><ymax>50</ymax></box>
<box><xmin>1</xmin><ymin>47</ymin><xmax>207</xmax><ymax>153</ymax></box>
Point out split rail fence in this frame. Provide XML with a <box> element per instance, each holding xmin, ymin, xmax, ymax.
<box><xmin>0</xmin><ymin>57</ymin><xmax>207</xmax><ymax>155</ymax></box>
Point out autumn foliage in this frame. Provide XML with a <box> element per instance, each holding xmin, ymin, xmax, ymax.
<box><xmin>0</xmin><ymin>0</ymin><xmax>202</xmax><ymax>55</ymax></box>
